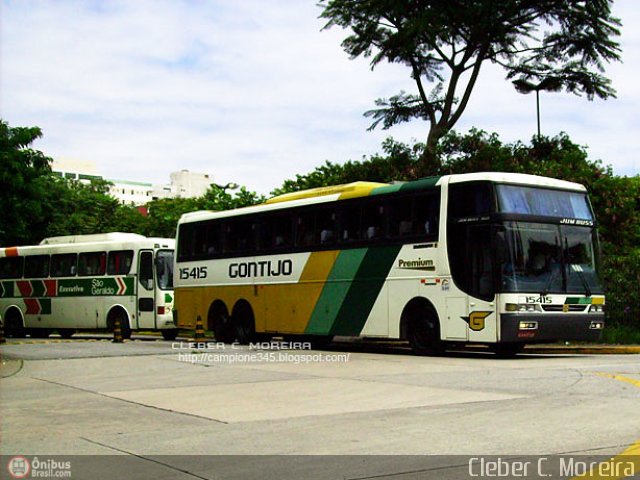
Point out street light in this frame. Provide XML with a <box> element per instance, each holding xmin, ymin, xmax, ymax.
<box><xmin>212</xmin><ymin>182</ymin><xmax>239</xmax><ymax>193</ymax></box>
<box><xmin>512</xmin><ymin>77</ymin><xmax>563</xmax><ymax>137</ymax></box>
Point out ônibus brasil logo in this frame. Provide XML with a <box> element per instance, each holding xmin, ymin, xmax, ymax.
<box><xmin>7</xmin><ymin>456</ymin><xmax>30</xmax><ymax>479</ymax></box>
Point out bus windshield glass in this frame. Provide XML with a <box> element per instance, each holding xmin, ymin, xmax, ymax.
<box><xmin>155</xmin><ymin>250</ymin><xmax>174</xmax><ymax>290</ymax></box>
<box><xmin>496</xmin><ymin>185</ymin><xmax>593</xmax><ymax>220</ymax></box>
<box><xmin>499</xmin><ymin>222</ymin><xmax>603</xmax><ymax>295</ymax></box>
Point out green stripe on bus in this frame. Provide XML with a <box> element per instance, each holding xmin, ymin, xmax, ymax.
<box><xmin>565</xmin><ymin>297</ymin><xmax>593</xmax><ymax>305</ymax></box>
<box><xmin>57</xmin><ymin>277</ymin><xmax>135</xmax><ymax>297</ymax></box>
<box><xmin>330</xmin><ymin>245</ymin><xmax>402</xmax><ymax>336</ymax></box>
<box><xmin>40</xmin><ymin>298</ymin><xmax>52</xmax><ymax>315</ymax></box>
<box><xmin>305</xmin><ymin>248</ymin><xmax>368</xmax><ymax>335</ymax></box>
<box><xmin>32</xmin><ymin>280</ymin><xmax>45</xmax><ymax>298</ymax></box>
<box><xmin>0</xmin><ymin>281</ymin><xmax>12</xmax><ymax>298</ymax></box>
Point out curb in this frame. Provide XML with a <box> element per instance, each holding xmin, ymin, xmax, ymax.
<box><xmin>523</xmin><ymin>345</ymin><xmax>640</xmax><ymax>355</ymax></box>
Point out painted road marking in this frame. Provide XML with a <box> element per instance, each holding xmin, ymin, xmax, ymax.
<box><xmin>595</xmin><ymin>372</ymin><xmax>640</xmax><ymax>389</ymax></box>
<box><xmin>571</xmin><ymin>374</ymin><xmax>640</xmax><ymax>480</ymax></box>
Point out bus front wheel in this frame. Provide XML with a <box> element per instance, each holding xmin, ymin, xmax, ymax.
<box><xmin>110</xmin><ymin>310</ymin><xmax>131</xmax><ymax>340</ymax></box>
<box><xmin>405</xmin><ymin>302</ymin><xmax>444</xmax><ymax>356</ymax></box>
<box><xmin>4</xmin><ymin>311</ymin><xmax>26</xmax><ymax>338</ymax></box>
<box><xmin>492</xmin><ymin>343</ymin><xmax>524</xmax><ymax>358</ymax></box>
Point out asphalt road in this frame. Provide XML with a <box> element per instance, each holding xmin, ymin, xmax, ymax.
<box><xmin>1</xmin><ymin>338</ymin><xmax>638</xmax><ymax>479</ymax></box>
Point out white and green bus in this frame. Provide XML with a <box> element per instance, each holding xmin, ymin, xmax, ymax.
<box><xmin>0</xmin><ymin>233</ymin><xmax>178</xmax><ymax>340</ymax></box>
<box><xmin>174</xmin><ymin>173</ymin><xmax>605</xmax><ymax>355</ymax></box>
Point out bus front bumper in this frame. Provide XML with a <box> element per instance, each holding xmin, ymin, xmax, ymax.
<box><xmin>500</xmin><ymin>313</ymin><xmax>605</xmax><ymax>343</ymax></box>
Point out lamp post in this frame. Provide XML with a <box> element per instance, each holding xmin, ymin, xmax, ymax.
<box><xmin>512</xmin><ymin>78</ymin><xmax>563</xmax><ymax>138</ymax></box>
<box><xmin>212</xmin><ymin>182</ymin><xmax>239</xmax><ymax>193</ymax></box>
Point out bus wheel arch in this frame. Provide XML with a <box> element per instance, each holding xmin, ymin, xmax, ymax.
<box><xmin>231</xmin><ymin>300</ymin><xmax>255</xmax><ymax>345</ymax></box>
<box><xmin>4</xmin><ymin>306</ymin><xmax>26</xmax><ymax>338</ymax></box>
<box><xmin>208</xmin><ymin>300</ymin><xmax>233</xmax><ymax>343</ymax></box>
<box><xmin>401</xmin><ymin>297</ymin><xmax>444</xmax><ymax>356</ymax></box>
<box><xmin>107</xmin><ymin>306</ymin><xmax>132</xmax><ymax>339</ymax></box>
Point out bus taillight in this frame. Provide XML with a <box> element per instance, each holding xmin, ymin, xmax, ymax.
<box><xmin>157</xmin><ymin>306</ymin><xmax>166</xmax><ymax>315</ymax></box>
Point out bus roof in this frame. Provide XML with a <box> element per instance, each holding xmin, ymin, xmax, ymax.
<box><xmin>178</xmin><ymin>172</ymin><xmax>587</xmax><ymax>225</ymax></box>
<box><xmin>0</xmin><ymin>234</ymin><xmax>174</xmax><ymax>257</ymax></box>
<box><xmin>40</xmin><ymin>232</ymin><xmax>148</xmax><ymax>245</ymax></box>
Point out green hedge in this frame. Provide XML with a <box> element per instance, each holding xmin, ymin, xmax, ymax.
<box><xmin>602</xmin><ymin>250</ymin><xmax>640</xmax><ymax>333</ymax></box>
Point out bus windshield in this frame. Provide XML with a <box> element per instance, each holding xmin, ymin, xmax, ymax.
<box><xmin>155</xmin><ymin>250</ymin><xmax>174</xmax><ymax>290</ymax></box>
<box><xmin>499</xmin><ymin>222</ymin><xmax>603</xmax><ymax>295</ymax></box>
<box><xmin>496</xmin><ymin>185</ymin><xmax>593</xmax><ymax>220</ymax></box>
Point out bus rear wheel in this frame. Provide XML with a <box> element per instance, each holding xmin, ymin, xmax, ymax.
<box><xmin>405</xmin><ymin>302</ymin><xmax>444</xmax><ymax>356</ymax></box>
<box><xmin>210</xmin><ymin>303</ymin><xmax>234</xmax><ymax>344</ymax></box>
<box><xmin>30</xmin><ymin>328</ymin><xmax>53</xmax><ymax>338</ymax></box>
<box><xmin>161</xmin><ymin>329</ymin><xmax>178</xmax><ymax>341</ymax></box>
<box><xmin>232</xmin><ymin>302</ymin><xmax>255</xmax><ymax>345</ymax></box>
<box><xmin>58</xmin><ymin>329</ymin><xmax>75</xmax><ymax>339</ymax></box>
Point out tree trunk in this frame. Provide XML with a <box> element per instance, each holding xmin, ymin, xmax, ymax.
<box><xmin>418</xmin><ymin>126</ymin><xmax>444</xmax><ymax>177</ymax></box>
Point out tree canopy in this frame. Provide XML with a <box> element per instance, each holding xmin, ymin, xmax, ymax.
<box><xmin>320</xmin><ymin>0</ymin><xmax>622</xmax><ymax>170</ymax></box>
<box><xmin>0</xmin><ymin>121</ymin><xmax>53</xmax><ymax>245</ymax></box>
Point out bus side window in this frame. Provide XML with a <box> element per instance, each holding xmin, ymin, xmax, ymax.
<box><xmin>78</xmin><ymin>252</ymin><xmax>106</xmax><ymax>276</ymax></box>
<box><xmin>24</xmin><ymin>255</ymin><xmax>50</xmax><ymax>278</ymax></box>
<box><xmin>318</xmin><ymin>209</ymin><xmax>337</xmax><ymax>245</ymax></box>
<box><xmin>108</xmin><ymin>250</ymin><xmax>134</xmax><ymax>275</ymax></box>
<box><xmin>51</xmin><ymin>254</ymin><xmax>77</xmax><ymax>277</ymax></box>
<box><xmin>361</xmin><ymin>202</ymin><xmax>385</xmax><ymax>240</ymax></box>
<box><xmin>340</xmin><ymin>204</ymin><xmax>361</xmax><ymax>242</ymax></box>
<box><xmin>414</xmin><ymin>193</ymin><xmax>440</xmax><ymax>240</ymax></box>
<box><xmin>139</xmin><ymin>251</ymin><xmax>154</xmax><ymax>291</ymax></box>
<box><xmin>0</xmin><ymin>256</ymin><xmax>24</xmax><ymax>279</ymax></box>
<box><xmin>295</xmin><ymin>212</ymin><xmax>316</xmax><ymax>247</ymax></box>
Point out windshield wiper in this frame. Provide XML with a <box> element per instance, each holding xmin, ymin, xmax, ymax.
<box><xmin>570</xmin><ymin>264</ymin><xmax>592</xmax><ymax>297</ymax></box>
<box><xmin>541</xmin><ymin>268</ymin><xmax>557</xmax><ymax>297</ymax></box>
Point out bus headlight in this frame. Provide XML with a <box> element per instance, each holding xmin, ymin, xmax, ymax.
<box><xmin>519</xmin><ymin>321</ymin><xmax>538</xmax><ymax>330</ymax></box>
<box><xmin>589</xmin><ymin>304</ymin><xmax>604</xmax><ymax>313</ymax></box>
<box><xmin>506</xmin><ymin>303</ymin><xmax>542</xmax><ymax>313</ymax></box>
<box><xmin>589</xmin><ymin>321</ymin><xmax>604</xmax><ymax>330</ymax></box>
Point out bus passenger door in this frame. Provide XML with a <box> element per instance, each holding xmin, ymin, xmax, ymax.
<box><xmin>137</xmin><ymin>250</ymin><xmax>156</xmax><ymax>330</ymax></box>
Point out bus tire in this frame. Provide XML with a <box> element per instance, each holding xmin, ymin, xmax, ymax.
<box><xmin>232</xmin><ymin>301</ymin><xmax>255</xmax><ymax>345</ymax></box>
<box><xmin>58</xmin><ymin>329</ymin><xmax>75</xmax><ymax>339</ymax></box>
<box><xmin>30</xmin><ymin>328</ymin><xmax>53</xmax><ymax>338</ymax></box>
<box><xmin>4</xmin><ymin>309</ymin><xmax>26</xmax><ymax>338</ymax></box>
<box><xmin>404</xmin><ymin>300</ymin><xmax>444</xmax><ymax>356</ymax></box>
<box><xmin>161</xmin><ymin>329</ymin><xmax>178</xmax><ymax>341</ymax></box>
<box><xmin>109</xmin><ymin>309</ymin><xmax>132</xmax><ymax>340</ymax></box>
<box><xmin>492</xmin><ymin>343</ymin><xmax>524</xmax><ymax>358</ymax></box>
<box><xmin>209</xmin><ymin>301</ymin><xmax>234</xmax><ymax>344</ymax></box>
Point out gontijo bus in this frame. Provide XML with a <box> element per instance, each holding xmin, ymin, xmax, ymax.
<box><xmin>0</xmin><ymin>233</ymin><xmax>178</xmax><ymax>340</ymax></box>
<box><xmin>174</xmin><ymin>173</ymin><xmax>605</xmax><ymax>355</ymax></box>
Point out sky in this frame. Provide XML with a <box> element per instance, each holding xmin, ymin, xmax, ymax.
<box><xmin>2</xmin><ymin>0</ymin><xmax>639</xmax><ymax>195</ymax></box>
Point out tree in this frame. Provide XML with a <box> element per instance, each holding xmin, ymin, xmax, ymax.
<box><xmin>320</xmin><ymin>0</ymin><xmax>621</xmax><ymax>171</ymax></box>
<box><xmin>0</xmin><ymin>120</ymin><xmax>54</xmax><ymax>245</ymax></box>
<box><xmin>272</xmin><ymin>137</ymin><xmax>421</xmax><ymax>195</ymax></box>
<box><xmin>43</xmin><ymin>178</ymin><xmax>121</xmax><ymax>239</ymax></box>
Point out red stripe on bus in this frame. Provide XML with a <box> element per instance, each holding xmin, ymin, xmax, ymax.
<box><xmin>5</xmin><ymin>247</ymin><xmax>19</xmax><ymax>257</ymax></box>
<box><xmin>44</xmin><ymin>280</ymin><xmax>57</xmax><ymax>296</ymax></box>
<box><xmin>17</xmin><ymin>281</ymin><xmax>34</xmax><ymax>297</ymax></box>
<box><xmin>24</xmin><ymin>299</ymin><xmax>40</xmax><ymax>315</ymax></box>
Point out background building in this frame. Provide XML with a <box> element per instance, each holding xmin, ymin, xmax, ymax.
<box><xmin>51</xmin><ymin>159</ymin><xmax>213</xmax><ymax>206</ymax></box>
